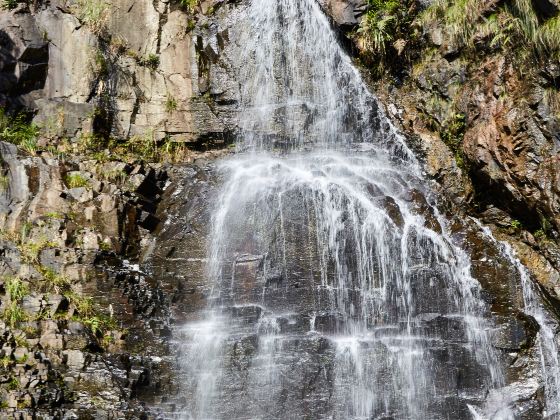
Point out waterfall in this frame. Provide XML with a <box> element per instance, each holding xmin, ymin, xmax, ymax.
<box><xmin>173</xmin><ymin>0</ymin><xmax>553</xmax><ymax>418</ymax></box>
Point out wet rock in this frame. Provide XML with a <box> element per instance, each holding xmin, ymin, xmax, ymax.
<box><xmin>492</xmin><ymin>314</ymin><xmax>540</xmax><ymax>351</ymax></box>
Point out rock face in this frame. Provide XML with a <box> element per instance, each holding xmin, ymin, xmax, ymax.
<box><xmin>148</xmin><ymin>163</ymin><xmax>548</xmax><ymax>418</ymax></box>
<box><xmin>0</xmin><ymin>141</ymin><xmax>174</xmax><ymax>417</ymax></box>
<box><xmin>0</xmin><ymin>0</ymin><xmax>559</xmax><ymax>417</ymax></box>
<box><xmin>0</xmin><ymin>0</ymin><xmax>242</xmax><ymax>145</ymax></box>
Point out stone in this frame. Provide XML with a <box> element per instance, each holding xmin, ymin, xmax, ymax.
<box><xmin>21</xmin><ymin>295</ymin><xmax>42</xmax><ymax>315</ymax></box>
<box><xmin>63</xmin><ymin>350</ymin><xmax>85</xmax><ymax>370</ymax></box>
<box><xmin>318</xmin><ymin>0</ymin><xmax>367</xmax><ymax>29</ymax></box>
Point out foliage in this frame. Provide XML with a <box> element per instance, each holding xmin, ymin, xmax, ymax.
<box><xmin>38</xmin><ymin>267</ymin><xmax>71</xmax><ymax>293</ymax></box>
<box><xmin>0</xmin><ymin>108</ymin><xmax>39</xmax><ymax>154</ymax></box>
<box><xmin>179</xmin><ymin>0</ymin><xmax>198</xmax><ymax>13</ymax></box>
<box><xmin>3</xmin><ymin>303</ymin><xmax>27</xmax><ymax>328</ymax></box>
<box><xmin>7</xmin><ymin>376</ymin><xmax>19</xmax><ymax>391</ymax></box>
<box><xmin>136</xmin><ymin>52</ymin><xmax>159</xmax><ymax>70</ymax></box>
<box><xmin>0</xmin><ymin>174</ymin><xmax>9</xmax><ymax>192</ymax></box>
<box><xmin>357</xmin><ymin>0</ymin><xmax>417</xmax><ymax>75</ymax></box>
<box><xmin>65</xmin><ymin>291</ymin><xmax>94</xmax><ymax>317</ymax></box>
<box><xmin>19</xmin><ymin>237</ymin><xmax>56</xmax><ymax>264</ymax></box>
<box><xmin>165</xmin><ymin>95</ymin><xmax>178</xmax><ymax>113</ymax></box>
<box><xmin>5</xmin><ymin>277</ymin><xmax>28</xmax><ymax>301</ymax></box>
<box><xmin>1</xmin><ymin>0</ymin><xmax>18</xmax><ymax>10</ymax></box>
<box><xmin>440</xmin><ymin>112</ymin><xmax>467</xmax><ymax>169</ymax></box>
<box><xmin>92</xmin><ymin>50</ymin><xmax>109</xmax><ymax>78</ymax></box>
<box><xmin>65</xmin><ymin>173</ymin><xmax>90</xmax><ymax>189</ymax></box>
<box><xmin>511</xmin><ymin>219</ymin><xmax>522</xmax><ymax>229</ymax></box>
<box><xmin>419</xmin><ymin>0</ymin><xmax>560</xmax><ymax>62</ymax></box>
<box><xmin>73</xmin><ymin>0</ymin><xmax>108</xmax><ymax>36</ymax></box>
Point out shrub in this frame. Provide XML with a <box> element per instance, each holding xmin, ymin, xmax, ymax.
<box><xmin>357</xmin><ymin>0</ymin><xmax>417</xmax><ymax>75</ymax></box>
<box><xmin>142</xmin><ymin>54</ymin><xmax>160</xmax><ymax>70</ymax></box>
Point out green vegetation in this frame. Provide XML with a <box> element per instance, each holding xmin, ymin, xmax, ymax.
<box><xmin>165</xmin><ymin>95</ymin><xmax>178</xmax><ymax>113</ymax></box>
<box><xmin>511</xmin><ymin>219</ymin><xmax>522</xmax><ymax>229</ymax></box>
<box><xmin>0</xmin><ymin>174</ymin><xmax>9</xmax><ymax>192</ymax></box>
<box><xmin>5</xmin><ymin>277</ymin><xmax>28</xmax><ymax>302</ymax></box>
<box><xmin>1</xmin><ymin>0</ymin><xmax>18</xmax><ymax>10</ymax></box>
<box><xmin>440</xmin><ymin>112</ymin><xmax>467</xmax><ymax>169</ymax></box>
<box><xmin>0</xmin><ymin>108</ymin><xmax>39</xmax><ymax>154</ymax></box>
<box><xmin>356</xmin><ymin>0</ymin><xmax>416</xmax><ymax>74</ymax></box>
<box><xmin>179</xmin><ymin>0</ymin><xmax>198</xmax><ymax>13</ymax></box>
<box><xmin>64</xmin><ymin>173</ymin><xmax>90</xmax><ymax>189</ymax></box>
<box><xmin>38</xmin><ymin>266</ymin><xmax>71</xmax><ymax>293</ymax></box>
<box><xmin>77</xmin><ymin>132</ymin><xmax>188</xmax><ymax>163</ymax></box>
<box><xmin>73</xmin><ymin>0</ymin><xmax>108</xmax><ymax>36</ymax></box>
<box><xmin>420</xmin><ymin>0</ymin><xmax>560</xmax><ymax>62</ymax></box>
<box><xmin>19</xmin><ymin>237</ymin><xmax>57</xmax><ymax>264</ymax></box>
<box><xmin>3</xmin><ymin>303</ymin><xmax>27</xmax><ymax>328</ymax></box>
<box><xmin>45</xmin><ymin>211</ymin><xmax>65</xmax><ymax>220</ymax></box>
<box><xmin>92</xmin><ymin>49</ymin><xmax>109</xmax><ymax>78</ymax></box>
<box><xmin>142</xmin><ymin>54</ymin><xmax>160</xmax><ymax>70</ymax></box>
<box><xmin>7</xmin><ymin>377</ymin><xmax>20</xmax><ymax>391</ymax></box>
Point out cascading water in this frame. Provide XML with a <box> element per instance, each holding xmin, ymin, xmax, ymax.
<box><xmin>174</xmin><ymin>0</ymin><xmax>555</xmax><ymax>418</ymax></box>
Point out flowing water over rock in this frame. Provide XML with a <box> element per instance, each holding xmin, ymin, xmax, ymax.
<box><xmin>171</xmin><ymin>0</ymin><xmax>557</xmax><ymax>418</ymax></box>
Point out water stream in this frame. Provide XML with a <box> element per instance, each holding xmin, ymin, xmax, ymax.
<box><xmin>175</xmin><ymin>0</ymin><xmax>558</xmax><ymax>418</ymax></box>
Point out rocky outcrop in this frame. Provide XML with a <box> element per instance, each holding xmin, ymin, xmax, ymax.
<box><xmin>0</xmin><ymin>141</ymin><xmax>173</xmax><ymax>417</ymax></box>
<box><xmin>0</xmin><ymin>0</ymin><xmax>241</xmax><ymax>146</ymax></box>
<box><xmin>318</xmin><ymin>0</ymin><xmax>367</xmax><ymax>29</ymax></box>
<box><xmin>350</xmin><ymin>1</ymin><xmax>560</xmax><ymax>309</ymax></box>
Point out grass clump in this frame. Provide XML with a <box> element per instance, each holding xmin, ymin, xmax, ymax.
<box><xmin>73</xmin><ymin>0</ymin><xmax>108</xmax><ymax>36</ymax></box>
<box><xmin>140</xmin><ymin>53</ymin><xmax>160</xmax><ymax>70</ymax></box>
<box><xmin>3</xmin><ymin>303</ymin><xmax>27</xmax><ymax>328</ymax></box>
<box><xmin>5</xmin><ymin>277</ymin><xmax>28</xmax><ymax>301</ymax></box>
<box><xmin>165</xmin><ymin>95</ymin><xmax>178</xmax><ymax>113</ymax></box>
<box><xmin>65</xmin><ymin>173</ymin><xmax>90</xmax><ymax>189</ymax></box>
<box><xmin>0</xmin><ymin>108</ymin><xmax>39</xmax><ymax>154</ymax></box>
<box><xmin>38</xmin><ymin>267</ymin><xmax>71</xmax><ymax>293</ymax></box>
<box><xmin>419</xmin><ymin>0</ymin><xmax>560</xmax><ymax>62</ymax></box>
